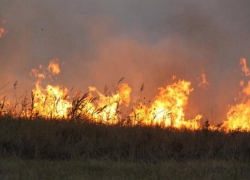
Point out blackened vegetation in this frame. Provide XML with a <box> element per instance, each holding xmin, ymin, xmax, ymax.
<box><xmin>0</xmin><ymin>117</ymin><xmax>250</xmax><ymax>162</ymax></box>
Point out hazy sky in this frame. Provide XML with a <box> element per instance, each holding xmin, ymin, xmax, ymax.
<box><xmin>1</xmin><ymin>0</ymin><xmax>250</xmax><ymax>122</ymax></box>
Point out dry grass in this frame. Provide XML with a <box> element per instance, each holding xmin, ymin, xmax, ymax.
<box><xmin>1</xmin><ymin>117</ymin><xmax>250</xmax><ymax>179</ymax></box>
<box><xmin>1</xmin><ymin>157</ymin><xmax>250</xmax><ymax>180</ymax></box>
<box><xmin>0</xmin><ymin>117</ymin><xmax>250</xmax><ymax>161</ymax></box>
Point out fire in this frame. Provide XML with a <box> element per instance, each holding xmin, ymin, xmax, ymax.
<box><xmin>198</xmin><ymin>70</ymin><xmax>210</xmax><ymax>89</ymax></box>
<box><xmin>20</xmin><ymin>59</ymin><xmax>202</xmax><ymax>130</ymax></box>
<box><xmin>47</xmin><ymin>59</ymin><xmax>60</xmax><ymax>75</ymax></box>
<box><xmin>130</xmin><ymin>80</ymin><xmax>201</xmax><ymax>129</ymax></box>
<box><xmin>0</xmin><ymin>20</ymin><xmax>7</xmax><ymax>38</ymax></box>
<box><xmin>28</xmin><ymin>60</ymin><xmax>71</xmax><ymax>119</ymax></box>
<box><xmin>239</xmin><ymin>58</ymin><xmax>250</xmax><ymax>76</ymax></box>
<box><xmin>0</xmin><ymin>28</ymin><xmax>6</xmax><ymax>38</ymax></box>
<box><xmin>223</xmin><ymin>83</ymin><xmax>250</xmax><ymax>131</ymax></box>
<box><xmin>223</xmin><ymin>58</ymin><xmax>250</xmax><ymax>131</ymax></box>
<box><xmin>84</xmin><ymin>83</ymin><xmax>131</xmax><ymax>124</ymax></box>
<box><xmin>27</xmin><ymin>60</ymin><xmax>132</xmax><ymax>122</ymax></box>
<box><xmin>7</xmin><ymin>56</ymin><xmax>250</xmax><ymax>132</ymax></box>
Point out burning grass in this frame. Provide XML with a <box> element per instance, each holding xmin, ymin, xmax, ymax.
<box><xmin>3</xmin><ymin>58</ymin><xmax>250</xmax><ymax>132</ymax></box>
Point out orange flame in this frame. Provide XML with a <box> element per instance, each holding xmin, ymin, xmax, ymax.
<box><xmin>223</xmin><ymin>58</ymin><xmax>250</xmax><ymax>131</ymax></box>
<box><xmin>0</xmin><ymin>28</ymin><xmax>6</xmax><ymax>38</ymax></box>
<box><xmin>85</xmin><ymin>83</ymin><xmax>132</xmax><ymax>124</ymax></box>
<box><xmin>11</xmin><ymin>57</ymin><xmax>250</xmax><ymax>132</ymax></box>
<box><xmin>223</xmin><ymin>83</ymin><xmax>250</xmax><ymax>131</ymax></box>
<box><xmin>130</xmin><ymin>80</ymin><xmax>201</xmax><ymax>129</ymax></box>
<box><xmin>25</xmin><ymin>59</ymin><xmax>201</xmax><ymax>129</ymax></box>
<box><xmin>47</xmin><ymin>59</ymin><xmax>60</xmax><ymax>75</ymax></box>
<box><xmin>198</xmin><ymin>70</ymin><xmax>210</xmax><ymax>89</ymax></box>
<box><xmin>28</xmin><ymin>60</ymin><xmax>71</xmax><ymax>119</ymax></box>
<box><xmin>239</xmin><ymin>58</ymin><xmax>250</xmax><ymax>76</ymax></box>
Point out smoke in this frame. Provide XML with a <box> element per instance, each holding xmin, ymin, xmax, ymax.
<box><xmin>1</xmin><ymin>0</ymin><xmax>250</xmax><ymax>122</ymax></box>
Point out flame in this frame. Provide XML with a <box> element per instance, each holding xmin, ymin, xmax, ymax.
<box><xmin>198</xmin><ymin>70</ymin><xmax>210</xmax><ymax>89</ymax></box>
<box><xmin>0</xmin><ymin>20</ymin><xmax>7</xmax><ymax>38</ymax></box>
<box><xmin>130</xmin><ymin>80</ymin><xmax>201</xmax><ymax>129</ymax></box>
<box><xmin>47</xmin><ymin>59</ymin><xmax>60</xmax><ymax>75</ymax></box>
<box><xmin>23</xmin><ymin>59</ymin><xmax>201</xmax><ymax>130</ymax></box>
<box><xmin>27</xmin><ymin>59</ymin><xmax>71</xmax><ymax>119</ymax></box>
<box><xmin>10</xmin><ymin>57</ymin><xmax>250</xmax><ymax>132</ymax></box>
<box><xmin>223</xmin><ymin>58</ymin><xmax>250</xmax><ymax>131</ymax></box>
<box><xmin>239</xmin><ymin>58</ymin><xmax>250</xmax><ymax>76</ymax></box>
<box><xmin>223</xmin><ymin>82</ymin><xmax>250</xmax><ymax>131</ymax></box>
<box><xmin>26</xmin><ymin>59</ymin><xmax>132</xmax><ymax>122</ymax></box>
<box><xmin>0</xmin><ymin>28</ymin><xmax>6</xmax><ymax>38</ymax></box>
<box><xmin>84</xmin><ymin>83</ymin><xmax>131</xmax><ymax>124</ymax></box>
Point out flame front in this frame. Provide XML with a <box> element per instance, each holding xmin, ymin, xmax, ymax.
<box><xmin>27</xmin><ymin>60</ymin><xmax>132</xmax><ymax>123</ymax></box>
<box><xmin>223</xmin><ymin>58</ymin><xmax>250</xmax><ymax>131</ymax></box>
<box><xmin>7</xmin><ymin>57</ymin><xmax>250</xmax><ymax>132</ymax></box>
<box><xmin>130</xmin><ymin>80</ymin><xmax>201</xmax><ymax>129</ymax></box>
<box><xmin>28</xmin><ymin>60</ymin><xmax>71</xmax><ymax>119</ymax></box>
<box><xmin>84</xmin><ymin>83</ymin><xmax>131</xmax><ymax>124</ymax></box>
<box><xmin>19</xmin><ymin>60</ymin><xmax>201</xmax><ymax>130</ymax></box>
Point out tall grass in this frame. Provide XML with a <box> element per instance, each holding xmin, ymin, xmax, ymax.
<box><xmin>0</xmin><ymin>117</ymin><xmax>250</xmax><ymax>161</ymax></box>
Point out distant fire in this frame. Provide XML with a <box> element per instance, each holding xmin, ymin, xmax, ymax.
<box><xmin>198</xmin><ymin>70</ymin><xmax>210</xmax><ymax>89</ymax></box>
<box><xmin>0</xmin><ymin>20</ymin><xmax>7</xmax><ymax>38</ymax></box>
<box><xmin>239</xmin><ymin>58</ymin><xmax>250</xmax><ymax>76</ymax></box>
<box><xmin>222</xmin><ymin>58</ymin><xmax>250</xmax><ymax>131</ymax></box>
<box><xmin>1</xmin><ymin>18</ymin><xmax>250</xmax><ymax>132</ymax></box>
<box><xmin>2</xmin><ymin>57</ymin><xmax>250</xmax><ymax>132</ymax></box>
<box><xmin>0</xmin><ymin>28</ymin><xmax>6</xmax><ymax>38</ymax></box>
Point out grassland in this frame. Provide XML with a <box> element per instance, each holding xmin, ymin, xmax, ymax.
<box><xmin>1</xmin><ymin>157</ymin><xmax>250</xmax><ymax>180</ymax></box>
<box><xmin>1</xmin><ymin>117</ymin><xmax>250</xmax><ymax>179</ymax></box>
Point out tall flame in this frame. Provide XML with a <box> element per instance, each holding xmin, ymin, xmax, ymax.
<box><xmin>223</xmin><ymin>58</ymin><xmax>250</xmax><ymax>131</ymax></box>
<box><xmin>9</xmin><ymin>57</ymin><xmax>250</xmax><ymax>132</ymax></box>
<box><xmin>28</xmin><ymin>60</ymin><xmax>71</xmax><ymax>119</ymax></box>
<box><xmin>130</xmin><ymin>80</ymin><xmax>201</xmax><ymax>129</ymax></box>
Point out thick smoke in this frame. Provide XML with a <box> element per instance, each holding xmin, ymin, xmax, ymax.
<box><xmin>1</xmin><ymin>0</ymin><xmax>250</xmax><ymax>123</ymax></box>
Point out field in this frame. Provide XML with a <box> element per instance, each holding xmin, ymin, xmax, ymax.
<box><xmin>1</xmin><ymin>158</ymin><xmax>250</xmax><ymax>180</ymax></box>
<box><xmin>1</xmin><ymin>117</ymin><xmax>250</xmax><ymax>179</ymax></box>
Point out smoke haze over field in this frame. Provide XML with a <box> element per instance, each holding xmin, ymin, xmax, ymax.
<box><xmin>1</xmin><ymin>0</ymin><xmax>250</xmax><ymax>123</ymax></box>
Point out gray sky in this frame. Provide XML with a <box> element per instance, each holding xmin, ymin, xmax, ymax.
<box><xmin>1</xmin><ymin>0</ymin><xmax>250</xmax><ymax>123</ymax></box>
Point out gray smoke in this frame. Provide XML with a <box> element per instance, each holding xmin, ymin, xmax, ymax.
<box><xmin>1</xmin><ymin>0</ymin><xmax>250</xmax><ymax>123</ymax></box>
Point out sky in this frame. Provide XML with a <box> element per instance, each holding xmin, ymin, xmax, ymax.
<box><xmin>1</xmin><ymin>0</ymin><xmax>250</xmax><ymax>123</ymax></box>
